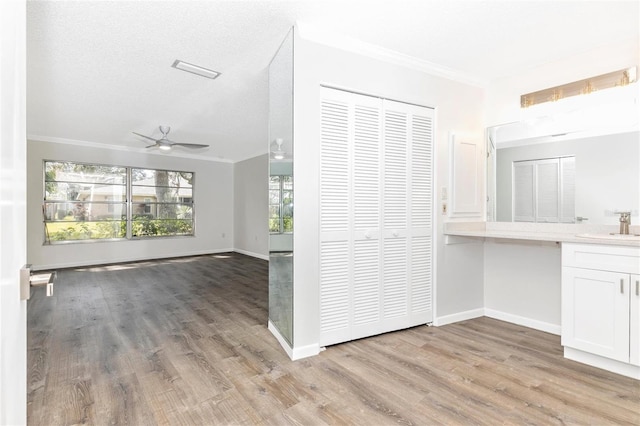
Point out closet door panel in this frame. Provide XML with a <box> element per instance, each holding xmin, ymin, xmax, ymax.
<box><xmin>319</xmin><ymin>90</ymin><xmax>352</xmax><ymax>345</ymax></box>
<box><xmin>536</xmin><ymin>159</ymin><xmax>560</xmax><ymax>223</ymax></box>
<box><xmin>411</xmin><ymin>114</ymin><xmax>433</xmax><ymax>230</ymax></box>
<box><xmin>383</xmin><ymin>107</ymin><xmax>408</xmax><ymax>232</ymax></box>
<box><xmin>383</xmin><ymin>238</ymin><xmax>409</xmax><ymax>320</ymax></box>
<box><xmin>353</xmin><ymin>103</ymin><xmax>382</xmax><ymax>232</ymax></box>
<box><xmin>320</xmin><ymin>97</ymin><xmax>350</xmax><ymax>239</ymax></box>
<box><xmin>410</xmin><ymin>235</ymin><xmax>433</xmax><ymax>320</ymax></box>
<box><xmin>513</xmin><ymin>161</ymin><xmax>536</xmax><ymax>222</ymax></box>
<box><xmin>351</xmin><ymin>98</ymin><xmax>383</xmax><ymax>338</ymax></box>
<box><xmin>319</xmin><ymin>240</ymin><xmax>351</xmax><ymax>345</ymax></box>
<box><xmin>352</xmin><ymin>238</ymin><xmax>383</xmax><ymax>339</ymax></box>
<box><xmin>408</xmin><ymin>107</ymin><xmax>434</xmax><ymax>318</ymax></box>
<box><xmin>560</xmin><ymin>156</ymin><xmax>576</xmax><ymax>223</ymax></box>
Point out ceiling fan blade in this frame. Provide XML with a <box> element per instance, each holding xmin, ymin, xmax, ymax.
<box><xmin>133</xmin><ymin>131</ymin><xmax>158</xmax><ymax>142</ymax></box>
<box><xmin>145</xmin><ymin>144</ymin><xmax>158</xmax><ymax>148</ymax></box>
<box><xmin>172</xmin><ymin>143</ymin><xmax>210</xmax><ymax>149</ymax></box>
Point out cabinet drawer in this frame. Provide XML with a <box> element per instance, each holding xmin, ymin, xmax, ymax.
<box><xmin>562</xmin><ymin>243</ymin><xmax>640</xmax><ymax>274</ymax></box>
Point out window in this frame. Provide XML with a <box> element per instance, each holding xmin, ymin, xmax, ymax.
<box><xmin>44</xmin><ymin>162</ymin><xmax>127</xmax><ymax>242</ymax></box>
<box><xmin>269</xmin><ymin>175</ymin><xmax>293</xmax><ymax>233</ymax></box>
<box><xmin>43</xmin><ymin>161</ymin><xmax>195</xmax><ymax>243</ymax></box>
<box><xmin>131</xmin><ymin>169</ymin><xmax>193</xmax><ymax>238</ymax></box>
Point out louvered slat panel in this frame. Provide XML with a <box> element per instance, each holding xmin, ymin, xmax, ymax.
<box><xmin>383</xmin><ymin>110</ymin><xmax>408</xmax><ymax>229</ymax></box>
<box><xmin>513</xmin><ymin>161</ymin><xmax>535</xmax><ymax>222</ymax></box>
<box><xmin>383</xmin><ymin>238</ymin><xmax>408</xmax><ymax>318</ymax></box>
<box><xmin>410</xmin><ymin>236</ymin><xmax>432</xmax><ymax>313</ymax></box>
<box><xmin>560</xmin><ymin>157</ymin><xmax>576</xmax><ymax>223</ymax></box>
<box><xmin>410</xmin><ymin>115</ymin><xmax>433</xmax><ymax>229</ymax></box>
<box><xmin>354</xmin><ymin>105</ymin><xmax>381</xmax><ymax>230</ymax></box>
<box><xmin>353</xmin><ymin>239</ymin><xmax>380</xmax><ymax>325</ymax></box>
<box><xmin>536</xmin><ymin>160</ymin><xmax>560</xmax><ymax>222</ymax></box>
<box><xmin>320</xmin><ymin>99</ymin><xmax>350</xmax><ymax>233</ymax></box>
<box><xmin>320</xmin><ymin>241</ymin><xmax>350</xmax><ymax>333</ymax></box>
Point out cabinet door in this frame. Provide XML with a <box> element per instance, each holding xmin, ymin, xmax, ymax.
<box><xmin>631</xmin><ymin>274</ymin><xmax>640</xmax><ymax>366</ymax></box>
<box><xmin>562</xmin><ymin>267</ymin><xmax>630</xmax><ymax>362</ymax></box>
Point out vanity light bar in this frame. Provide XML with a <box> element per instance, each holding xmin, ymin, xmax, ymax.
<box><xmin>171</xmin><ymin>60</ymin><xmax>221</xmax><ymax>80</ymax></box>
<box><xmin>521</xmin><ymin>66</ymin><xmax>637</xmax><ymax>108</ymax></box>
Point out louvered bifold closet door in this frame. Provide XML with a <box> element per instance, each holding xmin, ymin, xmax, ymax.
<box><xmin>319</xmin><ymin>88</ymin><xmax>383</xmax><ymax>346</ymax></box>
<box><xmin>319</xmin><ymin>87</ymin><xmax>433</xmax><ymax>347</ymax></box>
<box><xmin>382</xmin><ymin>100</ymin><xmax>434</xmax><ymax>332</ymax></box>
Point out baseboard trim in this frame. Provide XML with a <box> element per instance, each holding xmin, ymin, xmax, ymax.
<box><xmin>484</xmin><ymin>308</ymin><xmax>561</xmax><ymax>335</ymax></box>
<box><xmin>268</xmin><ymin>320</ymin><xmax>320</xmax><ymax>361</ymax></box>
<box><xmin>434</xmin><ymin>308</ymin><xmax>484</xmax><ymax>326</ymax></box>
<box><xmin>233</xmin><ymin>249</ymin><xmax>269</xmax><ymax>261</ymax></box>
<box><xmin>292</xmin><ymin>343</ymin><xmax>321</xmax><ymax>361</ymax></box>
<box><xmin>31</xmin><ymin>248</ymin><xmax>235</xmax><ymax>271</ymax></box>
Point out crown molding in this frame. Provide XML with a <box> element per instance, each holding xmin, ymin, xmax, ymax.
<box><xmin>296</xmin><ymin>21</ymin><xmax>487</xmax><ymax>89</ymax></box>
<box><xmin>27</xmin><ymin>135</ymin><xmax>234</xmax><ymax>164</ymax></box>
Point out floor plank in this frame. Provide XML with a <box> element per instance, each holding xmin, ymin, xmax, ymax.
<box><xmin>28</xmin><ymin>253</ymin><xmax>640</xmax><ymax>425</ymax></box>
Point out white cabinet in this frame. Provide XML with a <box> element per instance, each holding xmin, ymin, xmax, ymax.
<box><xmin>562</xmin><ymin>243</ymin><xmax>640</xmax><ymax>378</ymax></box>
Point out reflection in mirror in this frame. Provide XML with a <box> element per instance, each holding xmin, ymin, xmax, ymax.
<box><xmin>268</xmin><ymin>28</ymin><xmax>293</xmax><ymax>346</ymax></box>
<box><xmin>488</xmin><ymin>126</ymin><xmax>639</xmax><ymax>225</ymax></box>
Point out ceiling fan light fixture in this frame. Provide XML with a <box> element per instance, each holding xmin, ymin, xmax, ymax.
<box><xmin>272</xmin><ymin>138</ymin><xmax>285</xmax><ymax>159</ymax></box>
<box><xmin>158</xmin><ymin>144</ymin><xmax>172</xmax><ymax>151</ymax></box>
<box><xmin>171</xmin><ymin>59</ymin><xmax>221</xmax><ymax>80</ymax></box>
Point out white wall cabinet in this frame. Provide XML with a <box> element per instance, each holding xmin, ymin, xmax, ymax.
<box><xmin>318</xmin><ymin>87</ymin><xmax>434</xmax><ymax>347</ymax></box>
<box><xmin>449</xmin><ymin>134</ymin><xmax>482</xmax><ymax>218</ymax></box>
<box><xmin>562</xmin><ymin>243</ymin><xmax>640</xmax><ymax>378</ymax></box>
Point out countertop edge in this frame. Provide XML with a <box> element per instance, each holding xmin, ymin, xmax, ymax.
<box><xmin>443</xmin><ymin>230</ymin><xmax>640</xmax><ymax>247</ymax></box>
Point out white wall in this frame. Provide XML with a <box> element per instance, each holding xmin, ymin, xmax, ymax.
<box><xmin>0</xmin><ymin>0</ymin><xmax>27</xmax><ymax>423</ymax></box>
<box><xmin>483</xmin><ymin>40</ymin><xmax>639</xmax><ymax>334</ymax></box>
<box><xmin>27</xmin><ymin>140</ymin><xmax>234</xmax><ymax>270</ymax></box>
<box><xmin>486</xmin><ymin>38</ymin><xmax>639</xmax><ymax>127</ymax></box>
<box><xmin>233</xmin><ymin>154</ymin><xmax>268</xmax><ymax>260</ymax></box>
<box><xmin>484</xmin><ymin>240</ymin><xmax>561</xmax><ymax>334</ymax></box>
<box><xmin>292</xmin><ymin>27</ymin><xmax>486</xmax><ymax>353</ymax></box>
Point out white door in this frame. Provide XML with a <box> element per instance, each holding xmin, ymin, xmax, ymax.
<box><xmin>562</xmin><ymin>267</ymin><xmax>630</xmax><ymax>362</ymax></box>
<box><xmin>0</xmin><ymin>0</ymin><xmax>28</xmax><ymax>423</ymax></box>
<box><xmin>319</xmin><ymin>87</ymin><xmax>433</xmax><ymax>346</ymax></box>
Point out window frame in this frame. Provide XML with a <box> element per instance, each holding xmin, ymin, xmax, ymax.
<box><xmin>42</xmin><ymin>160</ymin><xmax>196</xmax><ymax>244</ymax></box>
<box><xmin>269</xmin><ymin>175</ymin><xmax>293</xmax><ymax>234</ymax></box>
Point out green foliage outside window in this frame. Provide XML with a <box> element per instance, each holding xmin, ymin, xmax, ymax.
<box><xmin>43</xmin><ymin>161</ymin><xmax>195</xmax><ymax>243</ymax></box>
<box><xmin>269</xmin><ymin>175</ymin><xmax>293</xmax><ymax>233</ymax></box>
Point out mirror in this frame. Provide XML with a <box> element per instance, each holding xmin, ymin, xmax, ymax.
<box><xmin>488</xmin><ymin>125</ymin><xmax>639</xmax><ymax>225</ymax></box>
<box><xmin>268</xmin><ymin>28</ymin><xmax>294</xmax><ymax>346</ymax></box>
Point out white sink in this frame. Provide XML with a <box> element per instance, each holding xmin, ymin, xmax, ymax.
<box><xmin>576</xmin><ymin>233</ymin><xmax>640</xmax><ymax>241</ymax></box>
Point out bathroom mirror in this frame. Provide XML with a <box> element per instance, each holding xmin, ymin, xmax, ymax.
<box><xmin>268</xmin><ymin>28</ymin><xmax>294</xmax><ymax>346</ymax></box>
<box><xmin>488</xmin><ymin>125</ymin><xmax>639</xmax><ymax>225</ymax></box>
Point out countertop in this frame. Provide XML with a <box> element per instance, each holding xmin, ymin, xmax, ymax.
<box><xmin>444</xmin><ymin>222</ymin><xmax>640</xmax><ymax>248</ymax></box>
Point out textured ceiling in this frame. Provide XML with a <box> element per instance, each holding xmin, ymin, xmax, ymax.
<box><xmin>26</xmin><ymin>0</ymin><xmax>639</xmax><ymax>162</ymax></box>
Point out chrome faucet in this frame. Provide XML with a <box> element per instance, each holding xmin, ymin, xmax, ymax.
<box><xmin>615</xmin><ymin>211</ymin><xmax>631</xmax><ymax>235</ymax></box>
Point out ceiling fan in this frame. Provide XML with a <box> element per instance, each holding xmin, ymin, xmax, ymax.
<box><xmin>133</xmin><ymin>126</ymin><xmax>209</xmax><ymax>151</ymax></box>
<box><xmin>272</xmin><ymin>138</ymin><xmax>285</xmax><ymax>160</ymax></box>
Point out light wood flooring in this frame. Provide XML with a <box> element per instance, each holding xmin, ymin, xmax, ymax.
<box><xmin>28</xmin><ymin>253</ymin><xmax>640</xmax><ymax>425</ymax></box>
